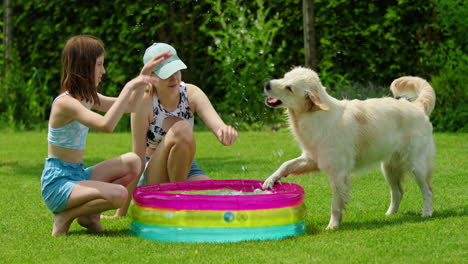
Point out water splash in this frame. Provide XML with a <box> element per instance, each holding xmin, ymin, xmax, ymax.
<box><xmin>273</xmin><ymin>149</ymin><xmax>284</xmax><ymax>157</ymax></box>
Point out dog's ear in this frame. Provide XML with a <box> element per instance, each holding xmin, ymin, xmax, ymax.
<box><xmin>308</xmin><ymin>94</ymin><xmax>330</xmax><ymax>111</ymax></box>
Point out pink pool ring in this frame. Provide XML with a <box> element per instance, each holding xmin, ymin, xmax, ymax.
<box><xmin>130</xmin><ymin>179</ymin><xmax>306</xmax><ymax>242</ymax></box>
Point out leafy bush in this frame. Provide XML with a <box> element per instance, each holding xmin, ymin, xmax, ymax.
<box><xmin>327</xmin><ymin>80</ymin><xmax>390</xmax><ymax>101</ymax></box>
<box><xmin>430</xmin><ymin>70</ymin><xmax>468</xmax><ymax>132</ymax></box>
<box><xmin>421</xmin><ymin>0</ymin><xmax>468</xmax><ymax>132</ymax></box>
<box><xmin>421</xmin><ymin>0</ymin><xmax>468</xmax><ymax>75</ymax></box>
<box><xmin>314</xmin><ymin>0</ymin><xmax>434</xmax><ymax>84</ymax></box>
<box><xmin>0</xmin><ymin>49</ymin><xmax>50</xmax><ymax>130</ymax></box>
<box><xmin>0</xmin><ymin>17</ymin><xmax>3</xmax><ymax>72</ymax></box>
<box><xmin>1</xmin><ymin>0</ymin><xmax>466</xmax><ymax>131</ymax></box>
<box><xmin>3</xmin><ymin>0</ymin><xmax>214</xmax><ymax>131</ymax></box>
<box><xmin>204</xmin><ymin>0</ymin><xmax>286</xmax><ymax>128</ymax></box>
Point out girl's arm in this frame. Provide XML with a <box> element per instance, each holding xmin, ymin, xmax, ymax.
<box><xmin>113</xmin><ymin>92</ymin><xmax>152</xmax><ymax>217</ymax></box>
<box><xmin>92</xmin><ymin>51</ymin><xmax>172</xmax><ymax>114</ymax></box>
<box><xmin>188</xmin><ymin>84</ymin><xmax>237</xmax><ymax>146</ymax></box>
<box><xmin>69</xmin><ymin>77</ymin><xmax>150</xmax><ymax>133</ymax></box>
<box><xmin>130</xmin><ymin>95</ymin><xmax>151</xmax><ymax>171</ymax></box>
<box><xmin>92</xmin><ymin>87</ymin><xmax>145</xmax><ymax>114</ymax></box>
<box><xmin>66</xmin><ymin>51</ymin><xmax>171</xmax><ymax>133</ymax></box>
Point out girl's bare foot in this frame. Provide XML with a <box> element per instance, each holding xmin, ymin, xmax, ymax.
<box><xmin>77</xmin><ymin>214</ymin><xmax>104</xmax><ymax>232</ymax></box>
<box><xmin>52</xmin><ymin>213</ymin><xmax>73</xmax><ymax>236</ymax></box>
<box><xmin>100</xmin><ymin>214</ymin><xmax>121</xmax><ymax>219</ymax></box>
<box><xmin>101</xmin><ymin>208</ymin><xmax>126</xmax><ymax>219</ymax></box>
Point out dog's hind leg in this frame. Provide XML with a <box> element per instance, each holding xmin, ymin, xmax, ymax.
<box><xmin>411</xmin><ymin>164</ymin><xmax>433</xmax><ymax>217</ymax></box>
<box><xmin>326</xmin><ymin>172</ymin><xmax>351</xmax><ymax>230</ymax></box>
<box><xmin>381</xmin><ymin>161</ymin><xmax>405</xmax><ymax>215</ymax></box>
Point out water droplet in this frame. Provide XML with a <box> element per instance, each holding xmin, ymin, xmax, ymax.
<box><xmin>273</xmin><ymin>150</ymin><xmax>284</xmax><ymax>157</ymax></box>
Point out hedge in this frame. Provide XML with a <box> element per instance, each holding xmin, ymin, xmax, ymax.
<box><xmin>1</xmin><ymin>0</ymin><xmax>466</xmax><ymax>131</ymax></box>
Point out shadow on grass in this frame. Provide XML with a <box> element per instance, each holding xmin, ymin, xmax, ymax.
<box><xmin>1</xmin><ymin>160</ymin><xmax>43</xmax><ymax>179</ymax></box>
<box><xmin>60</xmin><ymin>210</ymin><xmax>466</xmax><ymax>240</ymax></box>
<box><xmin>306</xmin><ymin>208</ymin><xmax>467</xmax><ymax>234</ymax></box>
<box><xmin>68</xmin><ymin>228</ymin><xmax>132</xmax><ymax>237</ymax></box>
<box><xmin>83</xmin><ymin>155</ymin><xmax>265</xmax><ymax>172</ymax></box>
<box><xmin>5</xmin><ymin>154</ymin><xmax>271</xmax><ymax>180</ymax></box>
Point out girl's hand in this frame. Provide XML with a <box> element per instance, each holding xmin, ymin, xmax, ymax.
<box><xmin>140</xmin><ymin>50</ymin><xmax>172</xmax><ymax>76</ymax></box>
<box><xmin>125</xmin><ymin>75</ymin><xmax>158</xmax><ymax>91</ymax></box>
<box><xmin>124</xmin><ymin>51</ymin><xmax>173</xmax><ymax>91</ymax></box>
<box><xmin>216</xmin><ymin>125</ymin><xmax>238</xmax><ymax>146</ymax></box>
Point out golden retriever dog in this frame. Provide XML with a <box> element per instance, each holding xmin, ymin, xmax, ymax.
<box><xmin>262</xmin><ymin>67</ymin><xmax>435</xmax><ymax>230</ymax></box>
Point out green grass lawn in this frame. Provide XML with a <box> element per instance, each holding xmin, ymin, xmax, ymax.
<box><xmin>0</xmin><ymin>131</ymin><xmax>466</xmax><ymax>263</ymax></box>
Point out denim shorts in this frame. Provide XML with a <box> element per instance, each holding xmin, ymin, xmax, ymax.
<box><xmin>137</xmin><ymin>158</ymin><xmax>206</xmax><ymax>186</ymax></box>
<box><xmin>41</xmin><ymin>157</ymin><xmax>93</xmax><ymax>213</ymax></box>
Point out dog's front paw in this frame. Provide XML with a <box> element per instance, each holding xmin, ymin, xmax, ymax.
<box><xmin>326</xmin><ymin>219</ymin><xmax>340</xmax><ymax>230</ymax></box>
<box><xmin>262</xmin><ymin>177</ymin><xmax>277</xmax><ymax>189</ymax></box>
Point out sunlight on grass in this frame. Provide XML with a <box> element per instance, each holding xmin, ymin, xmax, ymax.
<box><xmin>0</xmin><ymin>132</ymin><xmax>466</xmax><ymax>263</ymax></box>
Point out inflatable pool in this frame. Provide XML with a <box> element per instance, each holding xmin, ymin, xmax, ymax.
<box><xmin>130</xmin><ymin>179</ymin><xmax>306</xmax><ymax>243</ymax></box>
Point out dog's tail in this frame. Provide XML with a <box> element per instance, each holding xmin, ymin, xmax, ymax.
<box><xmin>390</xmin><ymin>76</ymin><xmax>436</xmax><ymax>116</ymax></box>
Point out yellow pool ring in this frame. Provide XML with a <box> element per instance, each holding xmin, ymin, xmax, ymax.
<box><xmin>131</xmin><ymin>203</ymin><xmax>306</xmax><ymax>228</ymax></box>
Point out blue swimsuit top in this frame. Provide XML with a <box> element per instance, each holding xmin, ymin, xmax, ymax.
<box><xmin>47</xmin><ymin>93</ymin><xmax>92</xmax><ymax>150</ymax></box>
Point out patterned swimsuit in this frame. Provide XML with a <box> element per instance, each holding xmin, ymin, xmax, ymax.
<box><xmin>146</xmin><ymin>82</ymin><xmax>194</xmax><ymax>148</ymax></box>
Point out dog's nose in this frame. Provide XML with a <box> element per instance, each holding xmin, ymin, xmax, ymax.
<box><xmin>265</xmin><ymin>81</ymin><xmax>271</xmax><ymax>91</ymax></box>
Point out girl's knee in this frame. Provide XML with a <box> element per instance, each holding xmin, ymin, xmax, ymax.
<box><xmin>122</xmin><ymin>152</ymin><xmax>141</xmax><ymax>176</ymax></box>
<box><xmin>110</xmin><ymin>185</ymin><xmax>128</xmax><ymax>208</ymax></box>
<box><xmin>123</xmin><ymin>152</ymin><xmax>141</xmax><ymax>166</ymax></box>
<box><xmin>170</xmin><ymin>121</ymin><xmax>194</xmax><ymax>145</ymax></box>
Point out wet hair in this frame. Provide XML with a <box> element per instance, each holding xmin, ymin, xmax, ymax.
<box><xmin>60</xmin><ymin>35</ymin><xmax>104</xmax><ymax>105</ymax></box>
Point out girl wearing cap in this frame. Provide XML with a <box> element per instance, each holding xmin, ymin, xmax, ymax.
<box><xmin>113</xmin><ymin>43</ymin><xmax>238</xmax><ymax>216</ymax></box>
<box><xmin>41</xmin><ymin>35</ymin><xmax>171</xmax><ymax>236</ymax></box>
